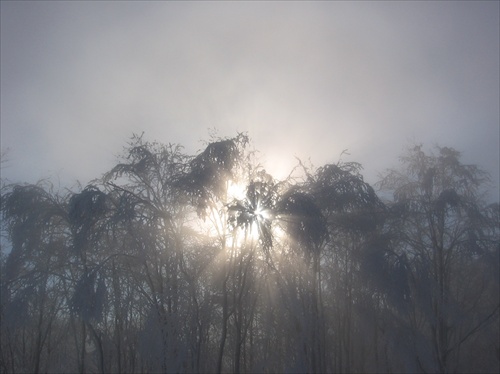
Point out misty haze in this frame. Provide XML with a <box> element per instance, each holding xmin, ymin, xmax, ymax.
<box><xmin>1</xmin><ymin>134</ymin><xmax>499</xmax><ymax>373</ymax></box>
<box><xmin>1</xmin><ymin>1</ymin><xmax>499</xmax><ymax>373</ymax></box>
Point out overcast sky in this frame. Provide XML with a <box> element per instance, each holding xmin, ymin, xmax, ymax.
<box><xmin>1</xmin><ymin>1</ymin><xmax>499</xmax><ymax>200</ymax></box>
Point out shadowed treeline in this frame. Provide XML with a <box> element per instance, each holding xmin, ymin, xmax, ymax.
<box><xmin>1</xmin><ymin>133</ymin><xmax>498</xmax><ymax>373</ymax></box>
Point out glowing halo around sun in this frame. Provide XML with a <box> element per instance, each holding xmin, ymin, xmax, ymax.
<box><xmin>227</xmin><ymin>180</ymin><xmax>247</xmax><ymax>201</ymax></box>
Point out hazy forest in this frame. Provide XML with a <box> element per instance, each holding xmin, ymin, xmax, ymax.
<box><xmin>1</xmin><ymin>133</ymin><xmax>498</xmax><ymax>373</ymax></box>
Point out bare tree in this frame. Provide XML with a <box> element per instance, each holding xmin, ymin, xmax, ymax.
<box><xmin>378</xmin><ymin>145</ymin><xmax>499</xmax><ymax>373</ymax></box>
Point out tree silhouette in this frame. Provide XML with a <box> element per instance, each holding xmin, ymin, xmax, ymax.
<box><xmin>378</xmin><ymin>145</ymin><xmax>499</xmax><ymax>373</ymax></box>
<box><xmin>1</xmin><ymin>183</ymin><xmax>69</xmax><ymax>373</ymax></box>
<box><xmin>0</xmin><ymin>136</ymin><xmax>498</xmax><ymax>373</ymax></box>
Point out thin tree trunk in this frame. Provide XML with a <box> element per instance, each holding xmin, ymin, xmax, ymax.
<box><xmin>217</xmin><ymin>274</ymin><xmax>230</xmax><ymax>374</ymax></box>
<box><xmin>79</xmin><ymin>320</ymin><xmax>86</xmax><ymax>374</ymax></box>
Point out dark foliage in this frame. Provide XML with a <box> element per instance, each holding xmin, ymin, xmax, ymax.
<box><xmin>0</xmin><ymin>137</ymin><xmax>498</xmax><ymax>374</ymax></box>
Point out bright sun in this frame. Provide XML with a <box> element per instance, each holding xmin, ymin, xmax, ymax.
<box><xmin>227</xmin><ymin>180</ymin><xmax>247</xmax><ymax>201</ymax></box>
<box><xmin>196</xmin><ymin>179</ymin><xmax>284</xmax><ymax>260</ymax></box>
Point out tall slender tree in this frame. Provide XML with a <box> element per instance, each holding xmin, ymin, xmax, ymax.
<box><xmin>378</xmin><ymin>145</ymin><xmax>499</xmax><ymax>372</ymax></box>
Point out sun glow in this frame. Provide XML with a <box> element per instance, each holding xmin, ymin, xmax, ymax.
<box><xmin>227</xmin><ymin>180</ymin><xmax>247</xmax><ymax>201</ymax></box>
<box><xmin>193</xmin><ymin>178</ymin><xmax>285</xmax><ymax>262</ymax></box>
<box><xmin>253</xmin><ymin>205</ymin><xmax>268</xmax><ymax>222</ymax></box>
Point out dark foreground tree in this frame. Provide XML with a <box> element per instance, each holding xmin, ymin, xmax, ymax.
<box><xmin>1</xmin><ymin>183</ymin><xmax>70</xmax><ymax>373</ymax></box>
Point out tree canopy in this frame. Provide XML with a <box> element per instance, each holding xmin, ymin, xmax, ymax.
<box><xmin>1</xmin><ymin>134</ymin><xmax>498</xmax><ymax>373</ymax></box>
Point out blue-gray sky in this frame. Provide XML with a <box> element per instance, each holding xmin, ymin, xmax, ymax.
<box><xmin>1</xmin><ymin>1</ymin><xmax>499</xmax><ymax>200</ymax></box>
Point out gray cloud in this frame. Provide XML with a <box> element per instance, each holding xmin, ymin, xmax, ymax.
<box><xmin>1</xmin><ymin>1</ymin><xmax>498</xmax><ymax>200</ymax></box>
